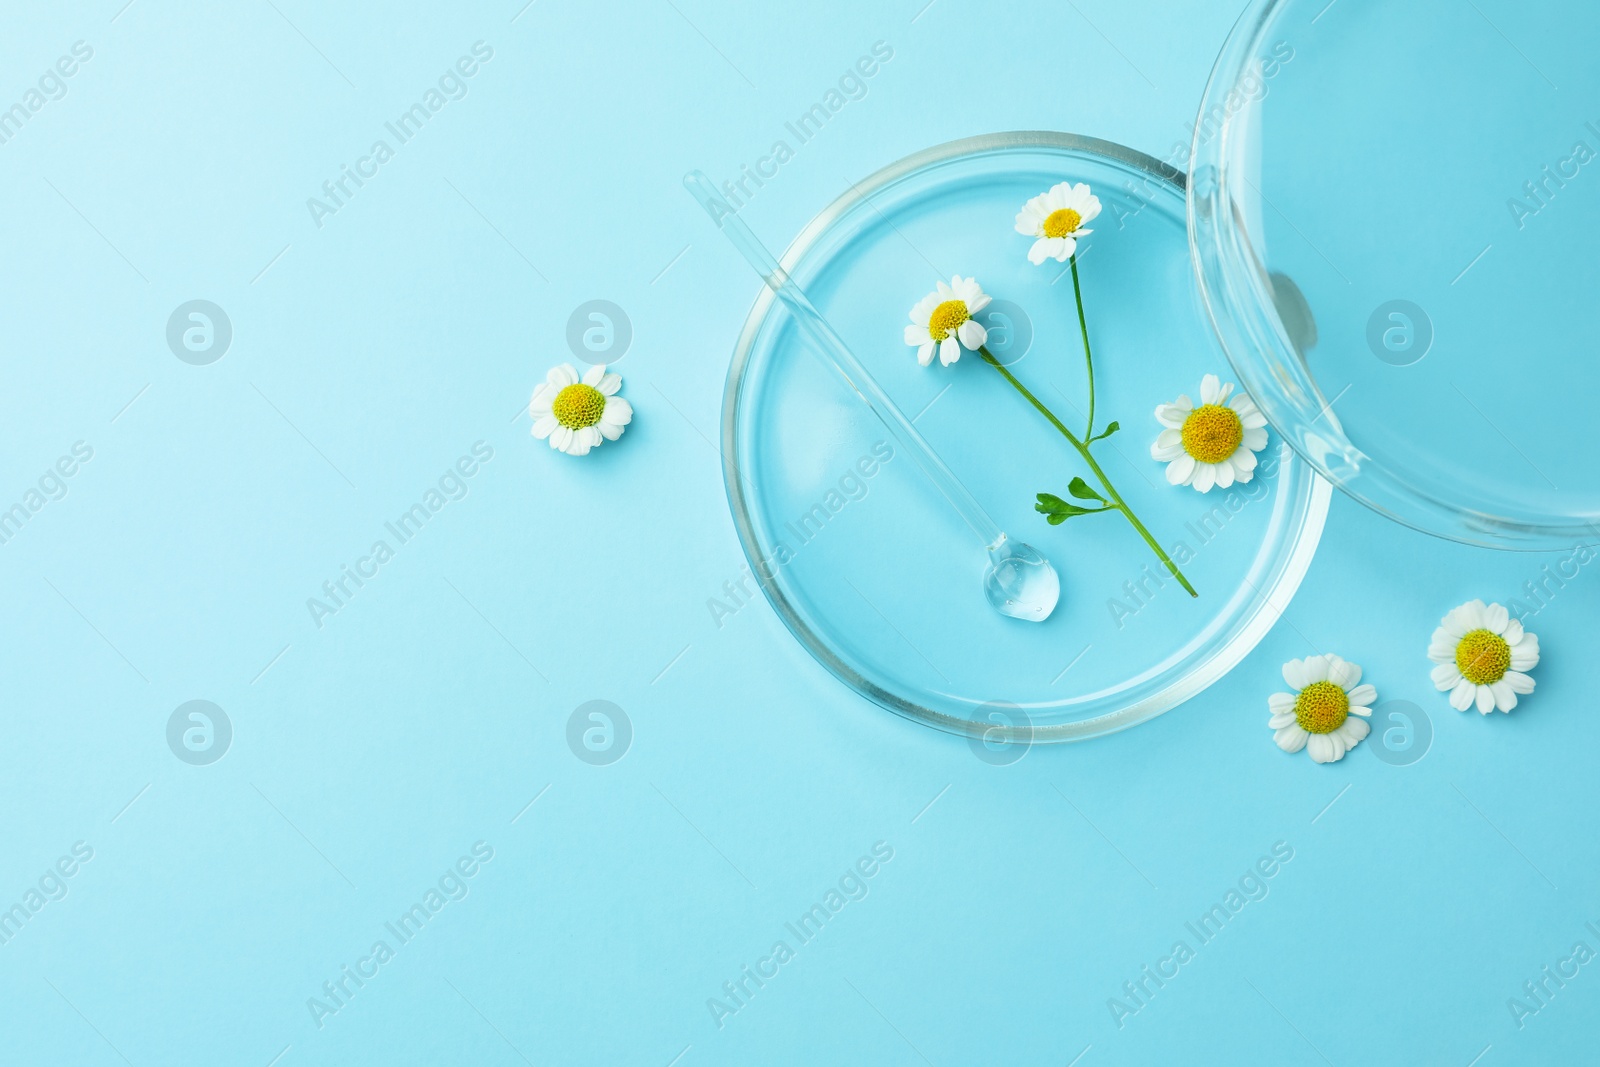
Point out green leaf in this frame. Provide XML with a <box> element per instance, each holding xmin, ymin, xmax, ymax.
<box><xmin>1035</xmin><ymin>492</ymin><xmax>1098</xmax><ymax>523</ymax></box>
<box><xmin>1067</xmin><ymin>477</ymin><xmax>1105</xmax><ymax>503</ymax></box>
<box><xmin>1036</xmin><ymin>491</ymin><xmax>1116</xmax><ymax>525</ymax></box>
<box><xmin>1089</xmin><ymin>420</ymin><xmax>1120</xmax><ymax>444</ymax></box>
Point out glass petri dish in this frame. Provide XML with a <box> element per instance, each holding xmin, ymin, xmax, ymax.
<box><xmin>721</xmin><ymin>132</ymin><xmax>1330</xmax><ymax>742</ymax></box>
<box><xmin>1191</xmin><ymin>0</ymin><xmax>1600</xmax><ymax>549</ymax></box>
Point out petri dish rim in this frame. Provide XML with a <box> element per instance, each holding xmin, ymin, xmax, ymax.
<box><xmin>720</xmin><ymin>131</ymin><xmax>1332</xmax><ymax>743</ymax></box>
<box><xmin>1189</xmin><ymin>0</ymin><xmax>1600</xmax><ymax>551</ymax></box>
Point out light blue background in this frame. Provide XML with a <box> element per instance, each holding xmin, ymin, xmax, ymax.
<box><xmin>1</xmin><ymin>1</ymin><xmax>1595</xmax><ymax>1064</ymax></box>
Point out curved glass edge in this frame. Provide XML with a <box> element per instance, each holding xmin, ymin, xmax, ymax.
<box><xmin>719</xmin><ymin>131</ymin><xmax>1331</xmax><ymax>744</ymax></box>
<box><xmin>1190</xmin><ymin>0</ymin><xmax>1600</xmax><ymax>551</ymax></box>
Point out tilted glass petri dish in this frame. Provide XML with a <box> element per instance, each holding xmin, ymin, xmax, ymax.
<box><xmin>1192</xmin><ymin>0</ymin><xmax>1600</xmax><ymax>549</ymax></box>
<box><xmin>722</xmin><ymin>133</ymin><xmax>1329</xmax><ymax>741</ymax></box>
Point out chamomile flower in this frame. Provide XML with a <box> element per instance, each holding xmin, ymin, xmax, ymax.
<box><xmin>904</xmin><ymin>276</ymin><xmax>991</xmax><ymax>367</ymax></box>
<box><xmin>1151</xmin><ymin>374</ymin><xmax>1268</xmax><ymax>492</ymax></box>
<box><xmin>1428</xmin><ymin>600</ymin><xmax>1539</xmax><ymax>713</ymax></box>
<box><xmin>1269</xmin><ymin>654</ymin><xmax>1376</xmax><ymax>764</ymax></box>
<box><xmin>1014</xmin><ymin>181</ymin><xmax>1101</xmax><ymax>264</ymax></box>
<box><xmin>529</xmin><ymin>363</ymin><xmax>632</xmax><ymax>457</ymax></box>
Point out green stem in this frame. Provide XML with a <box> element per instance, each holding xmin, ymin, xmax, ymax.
<box><xmin>978</xmin><ymin>346</ymin><xmax>1198</xmax><ymax>598</ymax></box>
<box><xmin>1069</xmin><ymin>253</ymin><xmax>1095</xmax><ymax>439</ymax></box>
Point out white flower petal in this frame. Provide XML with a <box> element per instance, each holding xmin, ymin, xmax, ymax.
<box><xmin>1330</xmin><ymin>733</ymin><xmax>1351</xmax><ymax>762</ymax></box>
<box><xmin>1484</xmin><ymin>602</ymin><xmax>1510</xmax><ymax>634</ymax></box>
<box><xmin>1268</xmin><ymin>691</ymin><xmax>1295</xmax><ymax>713</ymax></box>
<box><xmin>582</xmin><ymin>363</ymin><xmax>605</xmax><ymax>387</ymax></box>
<box><xmin>1275</xmin><ymin>725</ymin><xmax>1308</xmax><ymax>753</ymax></box>
<box><xmin>1348</xmin><ymin>683</ymin><xmax>1377</xmax><ymax>706</ymax></box>
<box><xmin>1201</xmin><ymin>374</ymin><xmax>1222</xmax><ymax>405</ymax></box>
<box><xmin>938</xmin><ymin>337</ymin><xmax>960</xmax><ymax>366</ymax></box>
<box><xmin>1155</xmin><ymin>404</ymin><xmax>1188</xmax><ymax>429</ymax></box>
<box><xmin>1151</xmin><ymin>442</ymin><xmax>1184</xmax><ymax>462</ymax></box>
<box><xmin>531</xmin><ymin>414</ymin><xmax>558</xmax><ymax>439</ymax></box>
<box><xmin>1449</xmin><ymin>679</ymin><xmax>1475</xmax><ymax>710</ymax></box>
<box><xmin>601</xmin><ymin>396</ymin><xmax>633</xmax><ymax>424</ymax></box>
<box><xmin>1490</xmin><ymin>680</ymin><xmax>1517</xmax><ymax>712</ymax></box>
<box><xmin>1474</xmin><ymin>684</ymin><xmax>1495</xmax><ymax>715</ymax></box>
<box><xmin>1303</xmin><ymin>655</ymin><xmax>1331</xmax><ymax>684</ymax></box>
<box><xmin>1282</xmin><ymin>658</ymin><xmax>1309</xmax><ymax>689</ymax></box>
<box><xmin>1430</xmin><ymin>663</ymin><xmax>1461</xmax><ymax>689</ymax></box>
<box><xmin>1328</xmin><ymin>657</ymin><xmax>1360</xmax><ymax>690</ymax></box>
<box><xmin>549</xmin><ymin>363</ymin><xmax>579</xmax><ymax>388</ymax></box>
<box><xmin>917</xmin><ymin>341</ymin><xmax>935</xmax><ymax>367</ymax></box>
<box><xmin>958</xmin><ymin>319</ymin><xmax>986</xmax><ymax>349</ymax></box>
<box><xmin>1307</xmin><ymin>734</ymin><xmax>1338</xmax><ymax>763</ymax></box>
<box><xmin>1015</xmin><ymin>206</ymin><xmax>1045</xmax><ymax>236</ymax></box>
<box><xmin>1192</xmin><ymin>463</ymin><xmax>1217</xmax><ymax>493</ymax></box>
<box><xmin>1166</xmin><ymin>453</ymin><xmax>1196</xmax><ymax>486</ymax></box>
<box><xmin>1505</xmin><ymin>670</ymin><xmax>1536</xmax><ymax>694</ymax></box>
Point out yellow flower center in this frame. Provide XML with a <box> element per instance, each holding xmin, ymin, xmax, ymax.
<box><xmin>1294</xmin><ymin>681</ymin><xmax>1349</xmax><ymax>734</ymax></box>
<box><xmin>1043</xmin><ymin>208</ymin><xmax>1082</xmax><ymax>238</ymax></box>
<box><xmin>552</xmin><ymin>383</ymin><xmax>606</xmax><ymax>429</ymax></box>
<box><xmin>1180</xmin><ymin>404</ymin><xmax>1244</xmax><ymax>464</ymax></box>
<box><xmin>928</xmin><ymin>299</ymin><xmax>970</xmax><ymax>342</ymax></box>
<box><xmin>1456</xmin><ymin>628</ymin><xmax>1511</xmax><ymax>685</ymax></box>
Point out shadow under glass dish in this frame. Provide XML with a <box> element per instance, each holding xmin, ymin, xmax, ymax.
<box><xmin>722</xmin><ymin>133</ymin><xmax>1329</xmax><ymax>741</ymax></box>
<box><xmin>1192</xmin><ymin>0</ymin><xmax>1600</xmax><ymax>549</ymax></box>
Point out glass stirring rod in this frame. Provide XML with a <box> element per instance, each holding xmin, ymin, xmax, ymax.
<box><xmin>684</xmin><ymin>170</ymin><xmax>1060</xmax><ymax>622</ymax></box>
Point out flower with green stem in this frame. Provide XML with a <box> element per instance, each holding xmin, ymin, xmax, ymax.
<box><xmin>1014</xmin><ymin>181</ymin><xmax>1100</xmax><ymax>265</ymax></box>
<box><xmin>904</xmin><ymin>275</ymin><xmax>990</xmax><ymax>367</ymax></box>
<box><xmin>1016</xmin><ymin>182</ymin><xmax>1196</xmax><ymax>597</ymax></box>
<box><xmin>897</xmin><ymin>183</ymin><xmax>1197</xmax><ymax>597</ymax></box>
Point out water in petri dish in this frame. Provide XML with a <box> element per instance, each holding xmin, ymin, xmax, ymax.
<box><xmin>727</xmin><ymin>138</ymin><xmax>1325</xmax><ymax>738</ymax></box>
